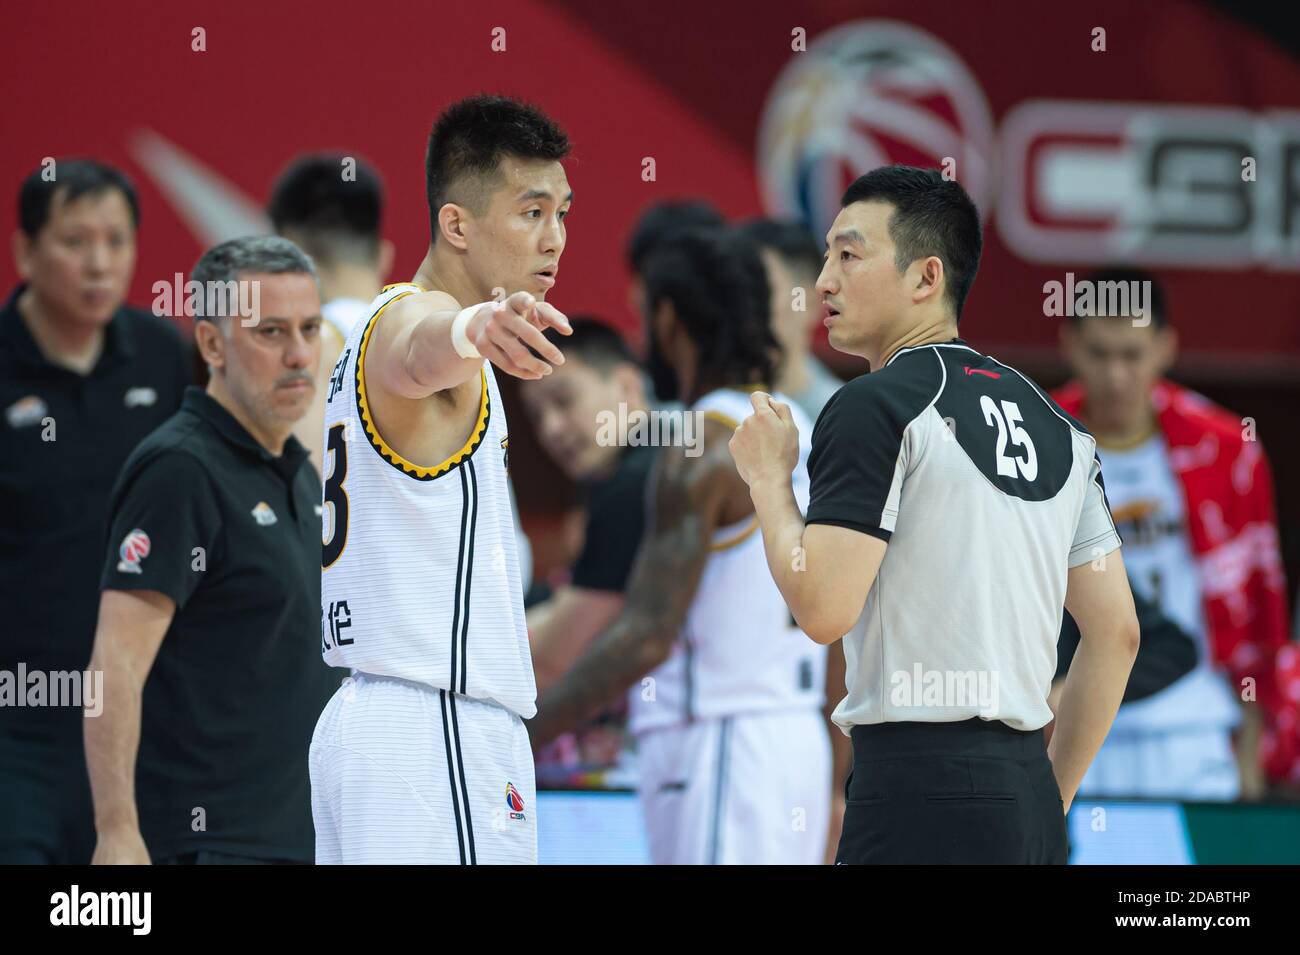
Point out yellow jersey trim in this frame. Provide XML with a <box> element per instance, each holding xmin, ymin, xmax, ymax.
<box><xmin>354</xmin><ymin>290</ymin><xmax>491</xmax><ymax>481</ymax></box>
<box><xmin>711</xmin><ymin>515</ymin><xmax>759</xmax><ymax>551</ymax></box>
<box><xmin>702</xmin><ymin>410</ymin><xmax>739</xmax><ymax>429</ymax></box>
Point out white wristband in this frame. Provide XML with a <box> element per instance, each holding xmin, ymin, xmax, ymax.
<box><xmin>450</xmin><ymin>304</ymin><xmax>486</xmax><ymax>360</ymax></box>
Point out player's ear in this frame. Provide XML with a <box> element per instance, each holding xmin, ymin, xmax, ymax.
<box><xmin>1154</xmin><ymin>325</ymin><xmax>1177</xmax><ymax>373</ymax></box>
<box><xmin>377</xmin><ymin>238</ymin><xmax>396</xmax><ymax>280</ymax></box>
<box><xmin>12</xmin><ymin>229</ymin><xmax>32</xmax><ymax>279</ymax></box>
<box><xmin>613</xmin><ymin>361</ymin><xmax>645</xmax><ymax>406</ymax></box>
<box><xmin>437</xmin><ymin>203</ymin><xmax>471</xmax><ymax>252</ymax></box>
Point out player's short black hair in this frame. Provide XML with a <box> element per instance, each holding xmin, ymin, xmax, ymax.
<box><xmin>735</xmin><ymin>217</ymin><xmax>823</xmax><ymax>278</ymax></box>
<box><xmin>625</xmin><ymin>200</ymin><xmax>725</xmax><ymax>275</ymax></box>
<box><xmin>560</xmin><ymin>317</ymin><xmax>635</xmax><ymax>372</ymax></box>
<box><xmin>1069</xmin><ymin>267</ymin><xmax>1168</xmax><ymax>329</ymax></box>
<box><xmin>425</xmin><ymin>94</ymin><xmax>570</xmax><ymax>244</ymax></box>
<box><xmin>267</xmin><ymin>153</ymin><xmax>384</xmax><ymax>266</ymax></box>
<box><xmin>642</xmin><ymin>226</ymin><xmax>779</xmax><ymax>388</ymax></box>
<box><xmin>841</xmin><ymin>165</ymin><xmax>982</xmax><ymax>324</ymax></box>
<box><xmin>19</xmin><ymin>158</ymin><xmax>140</xmax><ymax>238</ymax></box>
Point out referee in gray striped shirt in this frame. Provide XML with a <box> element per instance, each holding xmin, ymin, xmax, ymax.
<box><xmin>729</xmin><ymin>166</ymin><xmax>1139</xmax><ymax>864</ymax></box>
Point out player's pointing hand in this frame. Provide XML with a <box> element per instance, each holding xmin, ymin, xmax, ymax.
<box><xmin>468</xmin><ymin>291</ymin><xmax>572</xmax><ymax>381</ymax></box>
<box><xmin>728</xmin><ymin>390</ymin><xmax>800</xmax><ymax>489</ymax></box>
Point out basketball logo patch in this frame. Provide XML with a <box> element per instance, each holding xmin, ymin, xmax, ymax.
<box><xmin>117</xmin><ymin>528</ymin><xmax>151</xmax><ymax>574</ymax></box>
<box><xmin>505</xmin><ymin>782</ymin><xmax>526</xmax><ymax>820</ymax></box>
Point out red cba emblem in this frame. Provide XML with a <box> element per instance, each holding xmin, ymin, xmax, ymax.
<box><xmin>117</xmin><ymin>528</ymin><xmax>151</xmax><ymax>574</ymax></box>
<box><xmin>758</xmin><ymin>20</ymin><xmax>996</xmax><ymax>242</ymax></box>
<box><xmin>505</xmin><ymin>782</ymin><xmax>525</xmax><ymax>814</ymax></box>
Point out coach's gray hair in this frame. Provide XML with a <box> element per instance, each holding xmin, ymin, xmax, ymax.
<box><xmin>190</xmin><ymin>235</ymin><xmax>318</xmax><ymax>321</ymax></box>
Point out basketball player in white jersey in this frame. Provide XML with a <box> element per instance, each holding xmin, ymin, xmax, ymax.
<box><xmin>310</xmin><ymin>95</ymin><xmax>573</xmax><ymax>864</ymax></box>
<box><xmin>529</xmin><ymin>227</ymin><xmax>832</xmax><ymax>864</ymax></box>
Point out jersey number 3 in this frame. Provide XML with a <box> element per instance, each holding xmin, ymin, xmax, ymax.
<box><xmin>322</xmin><ymin>423</ymin><xmax>349</xmax><ymax>568</ymax></box>
<box><xmin>980</xmin><ymin>396</ymin><xmax>1038</xmax><ymax>481</ymax></box>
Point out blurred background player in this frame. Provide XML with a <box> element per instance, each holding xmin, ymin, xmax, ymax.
<box><xmin>624</xmin><ymin>199</ymin><xmax>724</xmax><ymax>331</ymax></box>
<box><xmin>521</xmin><ymin>318</ymin><xmax>653</xmax><ymax>778</ymax></box>
<box><xmin>1054</xmin><ymin>268</ymin><xmax>1294</xmax><ymax>799</ymax></box>
<box><xmin>87</xmin><ymin>236</ymin><xmax>333</xmax><ymax>864</ymax></box>
<box><xmin>521</xmin><ymin>318</ymin><xmax>654</xmax><ymax>692</ymax></box>
<box><xmin>311</xmin><ymin>95</ymin><xmax>572</xmax><ymax>864</ymax></box>
<box><xmin>736</xmin><ymin>215</ymin><xmax>851</xmax><ymax>861</ymax></box>
<box><xmin>529</xmin><ymin>227</ymin><xmax>831</xmax><ymax>865</ymax></box>
<box><xmin>268</xmin><ymin>152</ymin><xmax>393</xmax><ymax>476</ymax></box>
<box><xmin>735</xmin><ymin>218</ymin><xmax>845</xmax><ymax>421</ymax></box>
<box><xmin>0</xmin><ymin>160</ymin><xmax>189</xmax><ymax>864</ymax></box>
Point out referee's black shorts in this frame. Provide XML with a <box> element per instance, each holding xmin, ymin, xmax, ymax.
<box><xmin>837</xmin><ymin>718</ymin><xmax>1068</xmax><ymax>865</ymax></box>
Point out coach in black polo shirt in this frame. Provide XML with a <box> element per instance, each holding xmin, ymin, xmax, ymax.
<box><xmin>85</xmin><ymin>236</ymin><xmax>337</xmax><ymax>865</ymax></box>
<box><xmin>730</xmin><ymin>166</ymin><xmax>1139</xmax><ymax>864</ymax></box>
<box><xmin>0</xmin><ymin>160</ymin><xmax>189</xmax><ymax>864</ymax></box>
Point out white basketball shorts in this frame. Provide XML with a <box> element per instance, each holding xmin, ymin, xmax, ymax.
<box><xmin>310</xmin><ymin>671</ymin><xmax>536</xmax><ymax>864</ymax></box>
<box><xmin>635</xmin><ymin>707</ymin><xmax>831</xmax><ymax>864</ymax></box>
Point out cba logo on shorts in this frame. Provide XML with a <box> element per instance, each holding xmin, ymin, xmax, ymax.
<box><xmin>505</xmin><ymin>782</ymin><xmax>526</xmax><ymax>821</ymax></box>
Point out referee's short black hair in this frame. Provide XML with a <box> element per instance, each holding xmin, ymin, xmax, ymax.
<box><xmin>1070</xmin><ymin>267</ymin><xmax>1168</xmax><ymax>329</ymax></box>
<box><xmin>642</xmin><ymin>226</ymin><xmax>778</xmax><ymax>387</ymax></box>
<box><xmin>19</xmin><ymin>159</ymin><xmax>140</xmax><ymax>238</ymax></box>
<box><xmin>626</xmin><ymin>200</ymin><xmax>725</xmax><ymax>275</ymax></box>
<box><xmin>268</xmin><ymin>153</ymin><xmax>384</xmax><ymax>266</ymax></box>
<box><xmin>560</xmin><ymin>317</ymin><xmax>635</xmax><ymax>372</ymax></box>
<box><xmin>841</xmin><ymin>165</ymin><xmax>982</xmax><ymax>324</ymax></box>
<box><xmin>425</xmin><ymin>94</ymin><xmax>570</xmax><ymax>244</ymax></box>
<box><xmin>735</xmin><ymin>217</ymin><xmax>823</xmax><ymax>279</ymax></box>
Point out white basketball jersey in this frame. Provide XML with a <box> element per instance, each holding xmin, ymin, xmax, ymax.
<box><xmin>628</xmin><ymin>388</ymin><xmax>826</xmax><ymax>734</ymax></box>
<box><xmin>320</xmin><ymin>284</ymin><xmax>535</xmax><ymax>718</ymax></box>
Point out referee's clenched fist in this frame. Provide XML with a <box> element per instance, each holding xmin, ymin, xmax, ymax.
<box><xmin>729</xmin><ymin>391</ymin><xmax>799</xmax><ymax>489</ymax></box>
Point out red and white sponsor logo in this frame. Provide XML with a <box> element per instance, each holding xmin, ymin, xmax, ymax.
<box><xmin>117</xmin><ymin>528</ymin><xmax>151</xmax><ymax>574</ymax></box>
<box><xmin>998</xmin><ymin>101</ymin><xmax>1300</xmax><ymax>269</ymax></box>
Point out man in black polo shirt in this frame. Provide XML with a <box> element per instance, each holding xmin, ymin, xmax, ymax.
<box><xmin>0</xmin><ymin>160</ymin><xmax>189</xmax><ymax>864</ymax></box>
<box><xmin>85</xmin><ymin>236</ymin><xmax>337</xmax><ymax>864</ymax></box>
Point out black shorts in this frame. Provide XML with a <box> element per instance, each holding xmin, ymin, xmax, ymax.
<box><xmin>837</xmin><ymin>718</ymin><xmax>1068</xmax><ymax>865</ymax></box>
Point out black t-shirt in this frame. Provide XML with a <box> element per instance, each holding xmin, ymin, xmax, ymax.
<box><xmin>571</xmin><ymin>444</ymin><xmax>656</xmax><ymax>592</ymax></box>
<box><xmin>0</xmin><ymin>285</ymin><xmax>189</xmax><ymax>731</ymax></box>
<box><xmin>100</xmin><ymin>387</ymin><xmax>336</xmax><ymax>862</ymax></box>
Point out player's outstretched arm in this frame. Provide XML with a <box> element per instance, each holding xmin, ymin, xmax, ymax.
<box><xmin>1049</xmin><ymin>548</ymin><xmax>1140</xmax><ymax>811</ymax></box>
<box><xmin>367</xmin><ymin>289</ymin><xmax>571</xmax><ymax>400</ymax></box>
<box><xmin>527</xmin><ymin>425</ymin><xmax>736</xmax><ymax>743</ymax></box>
